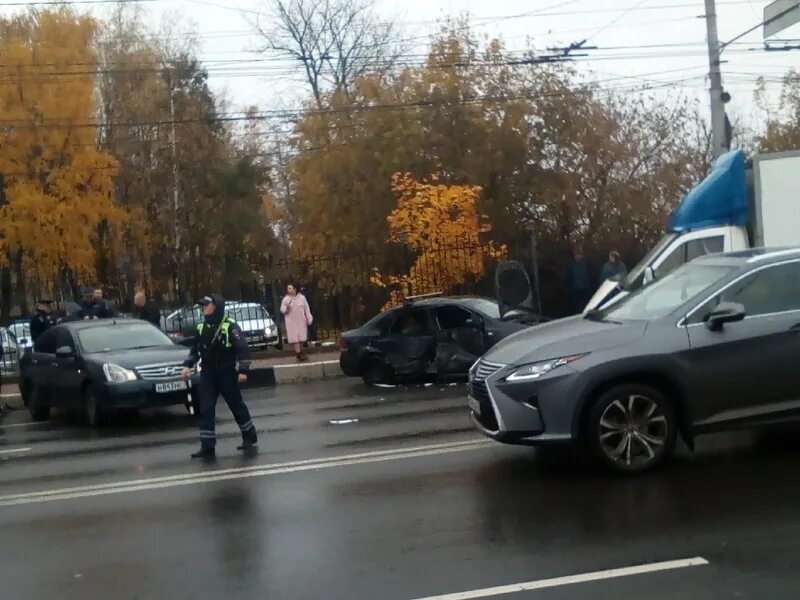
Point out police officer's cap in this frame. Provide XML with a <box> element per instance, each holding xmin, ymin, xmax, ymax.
<box><xmin>198</xmin><ymin>296</ymin><xmax>214</xmax><ymax>307</ymax></box>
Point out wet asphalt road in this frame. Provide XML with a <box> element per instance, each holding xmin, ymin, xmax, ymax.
<box><xmin>3</xmin><ymin>380</ymin><xmax>800</xmax><ymax>599</ymax></box>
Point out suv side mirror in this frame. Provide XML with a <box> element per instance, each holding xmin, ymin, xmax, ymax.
<box><xmin>55</xmin><ymin>346</ymin><xmax>75</xmax><ymax>359</ymax></box>
<box><xmin>706</xmin><ymin>302</ymin><xmax>746</xmax><ymax>332</ymax></box>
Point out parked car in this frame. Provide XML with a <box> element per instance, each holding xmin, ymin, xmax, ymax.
<box><xmin>469</xmin><ymin>247</ymin><xmax>800</xmax><ymax>474</ymax></box>
<box><xmin>0</xmin><ymin>327</ymin><xmax>19</xmax><ymax>373</ymax></box>
<box><xmin>340</xmin><ymin>296</ymin><xmax>541</xmax><ymax>386</ymax></box>
<box><xmin>162</xmin><ymin>301</ymin><xmax>278</xmax><ymax>349</ymax></box>
<box><xmin>8</xmin><ymin>321</ymin><xmax>32</xmax><ymax>352</ymax></box>
<box><xmin>19</xmin><ymin>320</ymin><xmax>200</xmax><ymax>426</ymax></box>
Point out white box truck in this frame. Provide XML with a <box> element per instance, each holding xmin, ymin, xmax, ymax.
<box><xmin>587</xmin><ymin>149</ymin><xmax>800</xmax><ymax>312</ymax></box>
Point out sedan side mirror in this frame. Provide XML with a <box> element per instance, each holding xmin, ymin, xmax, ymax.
<box><xmin>465</xmin><ymin>318</ymin><xmax>484</xmax><ymax>330</ymax></box>
<box><xmin>643</xmin><ymin>266</ymin><xmax>655</xmax><ymax>284</ymax></box>
<box><xmin>55</xmin><ymin>346</ymin><xmax>75</xmax><ymax>359</ymax></box>
<box><xmin>706</xmin><ymin>302</ymin><xmax>746</xmax><ymax>332</ymax></box>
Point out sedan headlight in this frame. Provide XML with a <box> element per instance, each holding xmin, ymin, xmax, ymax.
<box><xmin>506</xmin><ymin>355</ymin><xmax>585</xmax><ymax>382</ymax></box>
<box><xmin>103</xmin><ymin>363</ymin><xmax>137</xmax><ymax>383</ymax></box>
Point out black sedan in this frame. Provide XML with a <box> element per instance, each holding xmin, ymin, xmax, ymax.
<box><xmin>19</xmin><ymin>320</ymin><xmax>200</xmax><ymax>426</ymax></box>
<box><xmin>340</xmin><ymin>296</ymin><xmax>540</xmax><ymax>385</ymax></box>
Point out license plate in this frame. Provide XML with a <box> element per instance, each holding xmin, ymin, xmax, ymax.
<box><xmin>155</xmin><ymin>381</ymin><xmax>188</xmax><ymax>393</ymax></box>
<box><xmin>468</xmin><ymin>396</ymin><xmax>481</xmax><ymax>415</ymax></box>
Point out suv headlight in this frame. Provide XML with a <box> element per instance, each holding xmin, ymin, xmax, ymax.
<box><xmin>506</xmin><ymin>355</ymin><xmax>585</xmax><ymax>382</ymax></box>
<box><xmin>103</xmin><ymin>363</ymin><xmax>137</xmax><ymax>383</ymax></box>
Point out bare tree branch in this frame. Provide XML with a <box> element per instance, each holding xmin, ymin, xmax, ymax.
<box><xmin>252</xmin><ymin>0</ymin><xmax>401</xmax><ymax>108</ymax></box>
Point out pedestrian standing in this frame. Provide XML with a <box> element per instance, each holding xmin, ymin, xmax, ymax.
<box><xmin>78</xmin><ymin>288</ymin><xmax>94</xmax><ymax>320</ymax></box>
<box><xmin>90</xmin><ymin>288</ymin><xmax>113</xmax><ymax>319</ymax></box>
<box><xmin>30</xmin><ymin>299</ymin><xmax>56</xmax><ymax>343</ymax></box>
<box><xmin>566</xmin><ymin>245</ymin><xmax>592</xmax><ymax>315</ymax></box>
<box><xmin>280</xmin><ymin>283</ymin><xmax>313</xmax><ymax>362</ymax></box>
<box><xmin>182</xmin><ymin>294</ymin><xmax>257</xmax><ymax>460</ymax></box>
<box><xmin>133</xmin><ymin>292</ymin><xmax>161</xmax><ymax>327</ymax></box>
<box><xmin>598</xmin><ymin>250</ymin><xmax>628</xmax><ymax>287</ymax></box>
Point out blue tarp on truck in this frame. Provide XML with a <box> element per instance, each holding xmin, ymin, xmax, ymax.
<box><xmin>669</xmin><ymin>149</ymin><xmax>748</xmax><ymax>233</ymax></box>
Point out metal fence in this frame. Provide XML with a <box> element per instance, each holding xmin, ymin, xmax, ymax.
<box><xmin>0</xmin><ymin>236</ymin><xmax>639</xmax><ymax>374</ymax></box>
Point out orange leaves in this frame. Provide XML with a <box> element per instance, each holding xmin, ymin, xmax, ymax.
<box><xmin>388</xmin><ymin>172</ymin><xmax>486</xmax><ymax>249</ymax></box>
<box><xmin>376</xmin><ymin>173</ymin><xmax>506</xmax><ymax>308</ymax></box>
<box><xmin>0</xmin><ymin>8</ymin><xmax>125</xmax><ymax>280</ymax></box>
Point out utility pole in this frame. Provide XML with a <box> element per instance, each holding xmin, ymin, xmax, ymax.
<box><xmin>167</xmin><ymin>67</ymin><xmax>182</xmax><ymax>301</ymax></box>
<box><xmin>704</xmin><ymin>0</ymin><xmax>729</xmax><ymax>159</ymax></box>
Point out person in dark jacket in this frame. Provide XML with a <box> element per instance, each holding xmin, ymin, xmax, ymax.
<box><xmin>30</xmin><ymin>299</ymin><xmax>56</xmax><ymax>343</ymax></box>
<box><xmin>90</xmin><ymin>288</ymin><xmax>113</xmax><ymax>319</ymax></box>
<box><xmin>78</xmin><ymin>288</ymin><xmax>94</xmax><ymax>320</ymax></box>
<box><xmin>133</xmin><ymin>292</ymin><xmax>161</xmax><ymax>327</ymax></box>
<box><xmin>78</xmin><ymin>287</ymin><xmax>112</xmax><ymax>319</ymax></box>
<box><xmin>598</xmin><ymin>250</ymin><xmax>628</xmax><ymax>287</ymax></box>
<box><xmin>566</xmin><ymin>245</ymin><xmax>592</xmax><ymax>315</ymax></box>
<box><xmin>182</xmin><ymin>294</ymin><xmax>257</xmax><ymax>460</ymax></box>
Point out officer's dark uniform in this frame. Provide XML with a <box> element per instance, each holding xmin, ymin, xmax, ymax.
<box><xmin>30</xmin><ymin>300</ymin><xmax>56</xmax><ymax>343</ymax></box>
<box><xmin>184</xmin><ymin>294</ymin><xmax>257</xmax><ymax>458</ymax></box>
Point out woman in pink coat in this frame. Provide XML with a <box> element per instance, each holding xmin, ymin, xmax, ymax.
<box><xmin>280</xmin><ymin>283</ymin><xmax>313</xmax><ymax>362</ymax></box>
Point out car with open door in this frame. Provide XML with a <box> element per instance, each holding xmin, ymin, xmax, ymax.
<box><xmin>339</xmin><ymin>296</ymin><xmax>540</xmax><ymax>385</ymax></box>
<box><xmin>18</xmin><ymin>320</ymin><xmax>200</xmax><ymax>426</ymax></box>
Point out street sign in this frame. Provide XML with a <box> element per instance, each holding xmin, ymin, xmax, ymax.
<box><xmin>764</xmin><ymin>0</ymin><xmax>800</xmax><ymax>39</ymax></box>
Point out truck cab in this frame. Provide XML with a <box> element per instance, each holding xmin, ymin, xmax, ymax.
<box><xmin>586</xmin><ymin>149</ymin><xmax>752</xmax><ymax>312</ymax></box>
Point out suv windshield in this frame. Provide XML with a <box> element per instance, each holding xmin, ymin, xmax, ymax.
<box><xmin>78</xmin><ymin>324</ymin><xmax>173</xmax><ymax>353</ymax></box>
<box><xmin>622</xmin><ymin>233</ymin><xmax>679</xmax><ymax>291</ymax></box>
<box><xmin>601</xmin><ymin>262</ymin><xmax>735</xmax><ymax>321</ymax></box>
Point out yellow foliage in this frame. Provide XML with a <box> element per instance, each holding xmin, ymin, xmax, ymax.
<box><xmin>374</xmin><ymin>173</ymin><xmax>506</xmax><ymax>308</ymax></box>
<box><xmin>0</xmin><ymin>9</ymin><xmax>125</xmax><ymax>281</ymax></box>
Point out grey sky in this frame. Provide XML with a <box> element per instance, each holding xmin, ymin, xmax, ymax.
<box><xmin>8</xmin><ymin>0</ymin><xmax>800</xmax><ymax>132</ymax></box>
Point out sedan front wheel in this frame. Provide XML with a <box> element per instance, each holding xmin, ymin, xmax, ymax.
<box><xmin>586</xmin><ymin>384</ymin><xmax>677</xmax><ymax>474</ymax></box>
<box><xmin>83</xmin><ymin>385</ymin><xmax>106</xmax><ymax>427</ymax></box>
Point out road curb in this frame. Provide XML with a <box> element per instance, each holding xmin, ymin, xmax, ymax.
<box><xmin>0</xmin><ymin>359</ymin><xmax>344</xmax><ymax>411</ymax></box>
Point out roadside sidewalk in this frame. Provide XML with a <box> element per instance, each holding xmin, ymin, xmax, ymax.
<box><xmin>0</xmin><ymin>351</ymin><xmax>343</xmax><ymax>412</ymax></box>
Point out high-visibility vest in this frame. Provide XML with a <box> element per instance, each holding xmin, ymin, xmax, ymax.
<box><xmin>197</xmin><ymin>317</ymin><xmax>235</xmax><ymax>348</ymax></box>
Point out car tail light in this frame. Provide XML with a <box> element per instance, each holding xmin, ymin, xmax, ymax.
<box><xmin>340</xmin><ymin>339</ymin><xmax>348</xmax><ymax>351</ymax></box>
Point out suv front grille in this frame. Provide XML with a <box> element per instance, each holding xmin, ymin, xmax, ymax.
<box><xmin>469</xmin><ymin>360</ymin><xmax>505</xmax><ymax>431</ymax></box>
<box><xmin>136</xmin><ymin>362</ymin><xmax>192</xmax><ymax>381</ymax></box>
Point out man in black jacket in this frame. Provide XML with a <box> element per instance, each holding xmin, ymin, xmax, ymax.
<box><xmin>132</xmin><ymin>292</ymin><xmax>161</xmax><ymax>327</ymax></box>
<box><xmin>181</xmin><ymin>294</ymin><xmax>257</xmax><ymax>460</ymax></box>
<box><xmin>78</xmin><ymin>287</ymin><xmax>113</xmax><ymax>319</ymax></box>
<box><xmin>30</xmin><ymin>299</ymin><xmax>56</xmax><ymax>342</ymax></box>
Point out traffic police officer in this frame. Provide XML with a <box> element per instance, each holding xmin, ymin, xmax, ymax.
<box><xmin>182</xmin><ymin>294</ymin><xmax>257</xmax><ymax>460</ymax></box>
<box><xmin>30</xmin><ymin>299</ymin><xmax>56</xmax><ymax>343</ymax></box>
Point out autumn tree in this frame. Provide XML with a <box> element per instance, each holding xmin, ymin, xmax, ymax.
<box><xmin>0</xmin><ymin>8</ymin><xmax>124</xmax><ymax>314</ymax></box>
<box><xmin>286</xmin><ymin>19</ymin><xmax>709</xmax><ymax>267</ymax></box>
<box><xmin>756</xmin><ymin>70</ymin><xmax>800</xmax><ymax>152</ymax></box>
<box><xmin>96</xmin><ymin>7</ymin><xmax>276</xmax><ymax>305</ymax></box>
<box><xmin>372</xmin><ymin>173</ymin><xmax>505</xmax><ymax>306</ymax></box>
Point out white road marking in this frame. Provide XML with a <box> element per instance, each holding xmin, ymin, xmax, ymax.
<box><xmin>0</xmin><ymin>447</ymin><xmax>31</xmax><ymax>455</ymax></box>
<box><xmin>0</xmin><ymin>439</ymin><xmax>493</xmax><ymax>507</ymax></box>
<box><xmin>410</xmin><ymin>557</ymin><xmax>710</xmax><ymax>600</ymax></box>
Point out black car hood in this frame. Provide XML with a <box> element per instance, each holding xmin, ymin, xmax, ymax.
<box><xmin>482</xmin><ymin>316</ymin><xmax>647</xmax><ymax>366</ymax></box>
<box><xmin>84</xmin><ymin>345</ymin><xmax>190</xmax><ymax>369</ymax></box>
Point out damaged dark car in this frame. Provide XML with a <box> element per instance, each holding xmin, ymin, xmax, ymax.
<box><xmin>340</xmin><ymin>296</ymin><xmax>541</xmax><ymax>386</ymax></box>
